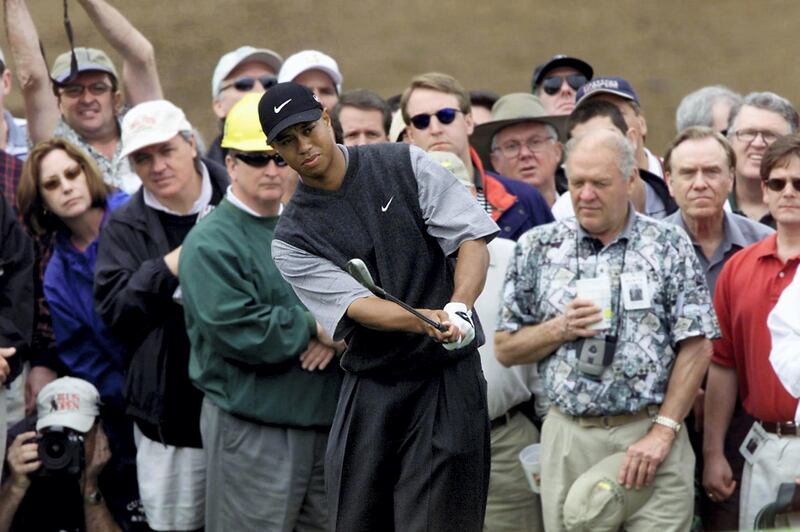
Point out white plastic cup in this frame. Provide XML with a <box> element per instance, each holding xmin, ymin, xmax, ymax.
<box><xmin>518</xmin><ymin>443</ymin><xmax>541</xmax><ymax>494</ymax></box>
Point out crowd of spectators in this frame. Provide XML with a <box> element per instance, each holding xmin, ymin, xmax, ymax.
<box><xmin>0</xmin><ymin>1</ymin><xmax>799</xmax><ymax>531</ymax></box>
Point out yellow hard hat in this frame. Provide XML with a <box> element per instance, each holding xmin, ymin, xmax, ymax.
<box><xmin>221</xmin><ymin>93</ymin><xmax>273</xmax><ymax>152</ymax></box>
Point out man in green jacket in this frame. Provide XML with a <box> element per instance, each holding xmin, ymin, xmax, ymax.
<box><xmin>179</xmin><ymin>93</ymin><xmax>343</xmax><ymax>531</ymax></box>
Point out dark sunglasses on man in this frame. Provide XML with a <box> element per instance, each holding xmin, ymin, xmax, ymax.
<box><xmin>234</xmin><ymin>152</ymin><xmax>287</xmax><ymax>168</ymax></box>
<box><xmin>541</xmin><ymin>74</ymin><xmax>588</xmax><ymax>96</ymax></box>
<box><xmin>410</xmin><ymin>108</ymin><xmax>462</xmax><ymax>130</ymax></box>
<box><xmin>220</xmin><ymin>75</ymin><xmax>278</xmax><ymax>93</ymax></box>
<box><xmin>765</xmin><ymin>177</ymin><xmax>800</xmax><ymax>193</ymax></box>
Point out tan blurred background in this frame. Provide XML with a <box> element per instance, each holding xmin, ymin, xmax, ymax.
<box><xmin>5</xmin><ymin>0</ymin><xmax>797</xmax><ymax>155</ymax></box>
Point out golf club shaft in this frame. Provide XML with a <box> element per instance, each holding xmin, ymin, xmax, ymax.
<box><xmin>382</xmin><ymin>292</ymin><xmax>448</xmax><ymax>332</ymax></box>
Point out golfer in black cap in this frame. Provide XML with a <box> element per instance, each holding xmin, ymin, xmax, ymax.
<box><xmin>260</xmin><ymin>82</ymin><xmax>499</xmax><ymax>532</ymax></box>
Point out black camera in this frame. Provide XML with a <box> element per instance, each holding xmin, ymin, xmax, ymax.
<box><xmin>36</xmin><ymin>426</ymin><xmax>85</xmax><ymax>477</ymax></box>
<box><xmin>575</xmin><ymin>335</ymin><xmax>617</xmax><ymax>380</ymax></box>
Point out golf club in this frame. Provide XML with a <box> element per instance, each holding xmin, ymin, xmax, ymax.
<box><xmin>346</xmin><ymin>258</ymin><xmax>448</xmax><ymax>332</ymax></box>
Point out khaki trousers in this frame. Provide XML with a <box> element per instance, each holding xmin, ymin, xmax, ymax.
<box><xmin>738</xmin><ymin>426</ymin><xmax>800</xmax><ymax>530</ymax></box>
<box><xmin>483</xmin><ymin>412</ymin><xmax>544</xmax><ymax>532</ymax></box>
<box><xmin>541</xmin><ymin>407</ymin><xmax>695</xmax><ymax>532</ymax></box>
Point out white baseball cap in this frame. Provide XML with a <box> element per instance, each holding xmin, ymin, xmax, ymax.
<box><xmin>278</xmin><ymin>50</ymin><xmax>342</xmax><ymax>94</ymax></box>
<box><xmin>36</xmin><ymin>377</ymin><xmax>100</xmax><ymax>433</ymax></box>
<box><xmin>211</xmin><ymin>46</ymin><xmax>283</xmax><ymax>99</ymax></box>
<box><xmin>120</xmin><ymin>100</ymin><xmax>193</xmax><ymax>159</ymax></box>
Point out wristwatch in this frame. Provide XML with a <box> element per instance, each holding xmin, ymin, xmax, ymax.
<box><xmin>653</xmin><ymin>415</ymin><xmax>682</xmax><ymax>434</ymax></box>
<box><xmin>84</xmin><ymin>489</ymin><xmax>103</xmax><ymax>506</ymax></box>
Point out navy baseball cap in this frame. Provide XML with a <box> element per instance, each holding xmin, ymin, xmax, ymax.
<box><xmin>258</xmin><ymin>82</ymin><xmax>323</xmax><ymax>144</ymax></box>
<box><xmin>575</xmin><ymin>76</ymin><xmax>640</xmax><ymax>108</ymax></box>
<box><xmin>532</xmin><ymin>55</ymin><xmax>593</xmax><ymax>91</ymax></box>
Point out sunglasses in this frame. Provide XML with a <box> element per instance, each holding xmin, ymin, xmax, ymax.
<box><xmin>234</xmin><ymin>152</ymin><xmax>286</xmax><ymax>167</ymax></box>
<box><xmin>409</xmin><ymin>108</ymin><xmax>461</xmax><ymax>130</ymax></box>
<box><xmin>220</xmin><ymin>75</ymin><xmax>278</xmax><ymax>93</ymax></box>
<box><xmin>58</xmin><ymin>82</ymin><xmax>114</xmax><ymax>98</ymax></box>
<box><xmin>765</xmin><ymin>177</ymin><xmax>800</xmax><ymax>193</ymax></box>
<box><xmin>541</xmin><ymin>74</ymin><xmax>588</xmax><ymax>95</ymax></box>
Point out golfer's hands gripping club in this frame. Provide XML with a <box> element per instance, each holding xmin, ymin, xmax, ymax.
<box><xmin>441</xmin><ymin>302</ymin><xmax>475</xmax><ymax>350</ymax></box>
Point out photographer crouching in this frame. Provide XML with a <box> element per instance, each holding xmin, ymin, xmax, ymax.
<box><xmin>0</xmin><ymin>377</ymin><xmax>138</xmax><ymax>531</ymax></box>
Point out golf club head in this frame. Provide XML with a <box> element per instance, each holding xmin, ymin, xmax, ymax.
<box><xmin>346</xmin><ymin>259</ymin><xmax>384</xmax><ymax>296</ymax></box>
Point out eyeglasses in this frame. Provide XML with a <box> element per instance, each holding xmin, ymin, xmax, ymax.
<box><xmin>765</xmin><ymin>177</ymin><xmax>800</xmax><ymax>193</ymax></box>
<box><xmin>234</xmin><ymin>152</ymin><xmax>286</xmax><ymax>167</ymax></box>
<box><xmin>733</xmin><ymin>129</ymin><xmax>781</xmax><ymax>144</ymax></box>
<box><xmin>493</xmin><ymin>137</ymin><xmax>554</xmax><ymax>159</ymax></box>
<box><xmin>541</xmin><ymin>74</ymin><xmax>587</xmax><ymax>96</ymax></box>
<box><xmin>220</xmin><ymin>75</ymin><xmax>278</xmax><ymax>93</ymax></box>
<box><xmin>409</xmin><ymin>108</ymin><xmax>461</xmax><ymax>130</ymax></box>
<box><xmin>40</xmin><ymin>165</ymin><xmax>83</xmax><ymax>191</ymax></box>
<box><xmin>58</xmin><ymin>82</ymin><xmax>114</xmax><ymax>98</ymax></box>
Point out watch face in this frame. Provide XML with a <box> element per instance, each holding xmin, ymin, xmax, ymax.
<box><xmin>86</xmin><ymin>490</ymin><xmax>102</xmax><ymax>504</ymax></box>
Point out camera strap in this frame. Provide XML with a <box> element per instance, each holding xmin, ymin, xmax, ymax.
<box><xmin>40</xmin><ymin>0</ymin><xmax>80</xmax><ymax>91</ymax></box>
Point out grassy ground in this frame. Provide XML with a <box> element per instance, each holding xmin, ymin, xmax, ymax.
<box><xmin>5</xmin><ymin>0</ymin><xmax>799</xmax><ymax>156</ymax></box>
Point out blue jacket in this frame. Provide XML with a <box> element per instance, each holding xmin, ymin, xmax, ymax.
<box><xmin>487</xmin><ymin>171</ymin><xmax>554</xmax><ymax>240</ymax></box>
<box><xmin>44</xmin><ymin>190</ymin><xmax>129</xmax><ymax>410</ymax></box>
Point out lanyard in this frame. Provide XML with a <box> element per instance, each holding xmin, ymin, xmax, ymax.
<box><xmin>574</xmin><ymin>230</ymin><xmax>628</xmax><ymax>339</ymax></box>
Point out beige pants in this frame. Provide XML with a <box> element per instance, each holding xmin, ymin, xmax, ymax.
<box><xmin>483</xmin><ymin>412</ymin><xmax>544</xmax><ymax>532</ymax></box>
<box><xmin>739</xmin><ymin>425</ymin><xmax>800</xmax><ymax>530</ymax></box>
<box><xmin>541</xmin><ymin>407</ymin><xmax>695</xmax><ymax>532</ymax></box>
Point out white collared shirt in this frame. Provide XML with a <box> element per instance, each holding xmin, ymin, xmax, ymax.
<box><xmin>225</xmin><ymin>186</ymin><xmax>284</xmax><ymax>217</ymax></box>
<box><xmin>645</xmin><ymin>147</ymin><xmax>664</xmax><ymax>179</ymax></box>
<box><xmin>768</xmin><ymin>270</ymin><xmax>800</xmax><ymax>424</ymax></box>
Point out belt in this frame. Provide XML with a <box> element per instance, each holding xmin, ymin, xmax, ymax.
<box><xmin>761</xmin><ymin>420</ymin><xmax>800</xmax><ymax>437</ymax></box>
<box><xmin>555</xmin><ymin>405</ymin><xmax>659</xmax><ymax>429</ymax></box>
<box><xmin>490</xmin><ymin>404</ymin><xmax>525</xmax><ymax>430</ymax></box>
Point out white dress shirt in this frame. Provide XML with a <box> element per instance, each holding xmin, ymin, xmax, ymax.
<box><xmin>767</xmin><ymin>269</ymin><xmax>800</xmax><ymax>424</ymax></box>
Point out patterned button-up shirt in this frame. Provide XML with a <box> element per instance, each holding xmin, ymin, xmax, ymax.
<box><xmin>498</xmin><ymin>207</ymin><xmax>720</xmax><ymax>416</ymax></box>
<box><xmin>53</xmin><ymin>112</ymin><xmax>140</xmax><ymax>194</ymax></box>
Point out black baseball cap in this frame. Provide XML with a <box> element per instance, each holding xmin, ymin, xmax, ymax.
<box><xmin>258</xmin><ymin>82</ymin><xmax>323</xmax><ymax>144</ymax></box>
<box><xmin>531</xmin><ymin>55</ymin><xmax>594</xmax><ymax>92</ymax></box>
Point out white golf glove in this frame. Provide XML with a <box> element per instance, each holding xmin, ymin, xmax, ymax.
<box><xmin>442</xmin><ymin>302</ymin><xmax>475</xmax><ymax>351</ymax></box>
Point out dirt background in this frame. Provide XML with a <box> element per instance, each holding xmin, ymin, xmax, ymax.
<box><xmin>5</xmin><ymin>0</ymin><xmax>799</xmax><ymax>154</ymax></box>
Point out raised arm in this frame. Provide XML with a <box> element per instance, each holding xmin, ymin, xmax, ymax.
<box><xmin>76</xmin><ymin>0</ymin><xmax>162</xmax><ymax>104</ymax></box>
<box><xmin>3</xmin><ymin>0</ymin><xmax>59</xmax><ymax>142</ymax></box>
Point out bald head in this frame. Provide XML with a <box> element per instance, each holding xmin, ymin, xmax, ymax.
<box><xmin>566</xmin><ymin>128</ymin><xmax>636</xmax><ymax>181</ymax></box>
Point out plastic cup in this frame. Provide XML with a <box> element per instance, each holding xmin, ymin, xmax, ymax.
<box><xmin>518</xmin><ymin>443</ymin><xmax>541</xmax><ymax>494</ymax></box>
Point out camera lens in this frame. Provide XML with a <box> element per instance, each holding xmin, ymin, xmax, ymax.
<box><xmin>38</xmin><ymin>431</ymin><xmax>75</xmax><ymax>471</ymax></box>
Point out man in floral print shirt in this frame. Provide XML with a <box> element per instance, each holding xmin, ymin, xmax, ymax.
<box><xmin>496</xmin><ymin>128</ymin><xmax>719</xmax><ymax>532</ymax></box>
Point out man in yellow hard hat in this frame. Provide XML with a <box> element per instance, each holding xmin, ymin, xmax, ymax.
<box><xmin>178</xmin><ymin>92</ymin><xmax>343</xmax><ymax>531</ymax></box>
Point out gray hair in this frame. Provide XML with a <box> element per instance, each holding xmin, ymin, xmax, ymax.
<box><xmin>490</xmin><ymin>122</ymin><xmax>558</xmax><ymax>153</ymax></box>
<box><xmin>728</xmin><ymin>91</ymin><xmax>799</xmax><ymax>135</ymax></box>
<box><xmin>178</xmin><ymin>130</ymin><xmax>203</xmax><ymax>174</ymax></box>
<box><xmin>675</xmin><ymin>85</ymin><xmax>741</xmax><ymax>132</ymax></box>
<box><xmin>565</xmin><ymin>129</ymin><xmax>636</xmax><ymax>181</ymax></box>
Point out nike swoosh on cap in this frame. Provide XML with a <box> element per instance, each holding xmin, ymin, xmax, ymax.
<box><xmin>274</xmin><ymin>99</ymin><xmax>292</xmax><ymax>113</ymax></box>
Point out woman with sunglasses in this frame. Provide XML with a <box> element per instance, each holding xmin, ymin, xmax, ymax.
<box><xmin>16</xmin><ymin>138</ymin><xmax>147</xmax><ymax>527</ymax></box>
